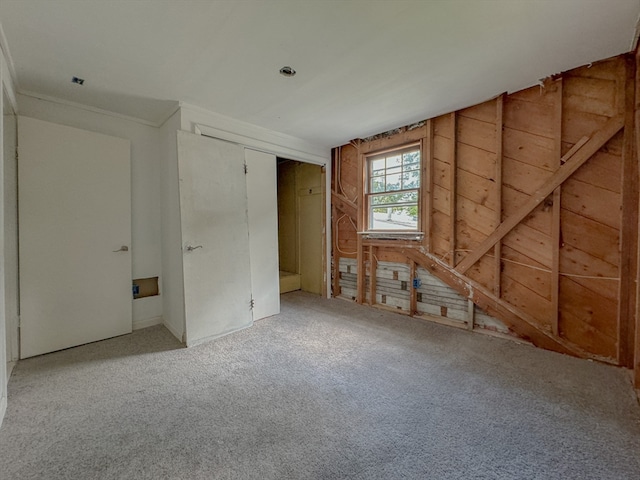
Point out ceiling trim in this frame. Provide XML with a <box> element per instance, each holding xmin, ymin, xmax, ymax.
<box><xmin>181</xmin><ymin>102</ymin><xmax>329</xmax><ymax>165</ymax></box>
<box><xmin>0</xmin><ymin>22</ymin><xmax>18</xmax><ymax>91</ymax></box>
<box><xmin>18</xmin><ymin>89</ymin><xmax>166</xmax><ymax>128</ymax></box>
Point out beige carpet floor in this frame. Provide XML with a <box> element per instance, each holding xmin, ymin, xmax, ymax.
<box><xmin>0</xmin><ymin>291</ymin><xmax>639</xmax><ymax>479</ymax></box>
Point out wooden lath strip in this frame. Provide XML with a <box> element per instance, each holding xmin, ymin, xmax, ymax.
<box><xmin>402</xmin><ymin>247</ymin><xmax>589</xmax><ymax>357</ymax></box>
<box><xmin>455</xmin><ymin>114</ymin><xmax>624</xmax><ymax>275</ymax></box>
<box><xmin>618</xmin><ymin>54</ymin><xmax>638</xmax><ymax>368</ymax></box>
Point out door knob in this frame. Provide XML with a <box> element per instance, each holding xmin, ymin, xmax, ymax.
<box><xmin>186</xmin><ymin>245</ymin><xmax>202</xmax><ymax>252</ymax></box>
<box><xmin>112</xmin><ymin>245</ymin><xmax>129</xmax><ymax>252</ymax></box>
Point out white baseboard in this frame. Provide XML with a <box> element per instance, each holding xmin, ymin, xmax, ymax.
<box><xmin>133</xmin><ymin>316</ymin><xmax>163</xmax><ymax>331</ymax></box>
<box><xmin>0</xmin><ymin>394</ymin><xmax>7</xmax><ymax>429</ymax></box>
<box><xmin>6</xmin><ymin>362</ymin><xmax>15</xmax><ymax>380</ymax></box>
<box><xmin>186</xmin><ymin>322</ymin><xmax>252</xmax><ymax>348</ymax></box>
<box><xmin>162</xmin><ymin>319</ymin><xmax>184</xmax><ymax>343</ymax></box>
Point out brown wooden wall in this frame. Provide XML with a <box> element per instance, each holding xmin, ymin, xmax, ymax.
<box><xmin>332</xmin><ymin>52</ymin><xmax>640</xmax><ymax>388</ymax></box>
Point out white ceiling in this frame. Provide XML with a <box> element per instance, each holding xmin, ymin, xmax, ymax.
<box><xmin>1</xmin><ymin>0</ymin><xmax>639</xmax><ymax>148</ymax></box>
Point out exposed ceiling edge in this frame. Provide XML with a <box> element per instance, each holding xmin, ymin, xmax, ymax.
<box><xmin>632</xmin><ymin>13</ymin><xmax>640</xmax><ymax>51</ymax></box>
<box><xmin>18</xmin><ymin>90</ymin><xmax>167</xmax><ymax>128</ymax></box>
<box><xmin>155</xmin><ymin>102</ymin><xmax>182</xmax><ymax>129</ymax></box>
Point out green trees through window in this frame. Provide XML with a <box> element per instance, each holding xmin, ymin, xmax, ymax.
<box><xmin>367</xmin><ymin>145</ymin><xmax>420</xmax><ymax>231</ymax></box>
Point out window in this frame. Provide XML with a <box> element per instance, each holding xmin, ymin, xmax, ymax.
<box><xmin>366</xmin><ymin>145</ymin><xmax>421</xmax><ymax>231</ymax></box>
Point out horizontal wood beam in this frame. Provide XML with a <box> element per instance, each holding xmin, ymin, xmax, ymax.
<box><xmin>455</xmin><ymin>115</ymin><xmax>624</xmax><ymax>274</ymax></box>
<box><xmin>402</xmin><ymin>247</ymin><xmax>591</xmax><ymax>358</ymax></box>
<box><xmin>331</xmin><ymin>191</ymin><xmax>357</xmax><ymax>220</ymax></box>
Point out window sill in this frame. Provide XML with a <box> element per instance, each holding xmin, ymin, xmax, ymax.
<box><xmin>359</xmin><ymin>231</ymin><xmax>424</xmax><ymax>241</ymax></box>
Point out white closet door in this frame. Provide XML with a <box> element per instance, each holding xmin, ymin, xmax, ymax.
<box><xmin>245</xmin><ymin>149</ymin><xmax>280</xmax><ymax>321</ymax></box>
<box><xmin>19</xmin><ymin>116</ymin><xmax>132</xmax><ymax>358</ymax></box>
<box><xmin>177</xmin><ymin>132</ymin><xmax>252</xmax><ymax>346</ymax></box>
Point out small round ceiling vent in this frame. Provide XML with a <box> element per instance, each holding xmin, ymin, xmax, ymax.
<box><xmin>279</xmin><ymin>66</ymin><xmax>296</xmax><ymax>77</ymax></box>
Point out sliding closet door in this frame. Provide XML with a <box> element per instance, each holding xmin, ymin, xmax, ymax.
<box><xmin>177</xmin><ymin>132</ymin><xmax>252</xmax><ymax>346</ymax></box>
<box><xmin>245</xmin><ymin>148</ymin><xmax>280</xmax><ymax>321</ymax></box>
<box><xmin>19</xmin><ymin>116</ymin><xmax>132</xmax><ymax>358</ymax></box>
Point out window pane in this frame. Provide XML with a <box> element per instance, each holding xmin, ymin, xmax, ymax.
<box><xmin>371</xmin><ymin>158</ymin><xmax>385</xmax><ymax>176</ymax></box>
<box><xmin>386</xmin><ymin>155</ymin><xmax>402</xmax><ymax>168</ymax></box>
<box><xmin>402</xmin><ymin>171</ymin><xmax>420</xmax><ymax>189</ymax></box>
<box><xmin>386</xmin><ymin>173</ymin><xmax>401</xmax><ymax>191</ymax></box>
<box><xmin>370</xmin><ymin>191</ymin><xmax>417</xmax><ymax>205</ymax></box>
<box><xmin>371</xmin><ymin>177</ymin><xmax>386</xmax><ymax>193</ymax></box>
<box><xmin>369</xmin><ymin>205</ymin><xmax>418</xmax><ymax>230</ymax></box>
<box><xmin>405</xmin><ymin>163</ymin><xmax>420</xmax><ymax>171</ymax></box>
<box><xmin>366</xmin><ymin>146</ymin><xmax>421</xmax><ymax>231</ymax></box>
<box><xmin>403</xmin><ymin>151</ymin><xmax>420</xmax><ymax>165</ymax></box>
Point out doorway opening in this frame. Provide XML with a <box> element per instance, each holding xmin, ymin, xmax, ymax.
<box><xmin>277</xmin><ymin>159</ymin><xmax>323</xmax><ymax>295</ymax></box>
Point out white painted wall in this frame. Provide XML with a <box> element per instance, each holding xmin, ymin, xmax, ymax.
<box><xmin>3</xmin><ymin>92</ymin><xmax>16</xmax><ymax>365</ymax></box>
<box><xmin>0</xmin><ymin>50</ymin><xmax>6</xmax><ymax>427</ymax></box>
<box><xmin>179</xmin><ymin>104</ymin><xmax>333</xmax><ymax>298</ymax></box>
<box><xmin>159</xmin><ymin>109</ymin><xmax>185</xmax><ymax>341</ymax></box>
<box><xmin>17</xmin><ymin>94</ymin><xmax>163</xmax><ymax>327</ymax></box>
<box><xmin>0</xmin><ymin>44</ymin><xmax>16</xmax><ymax>428</ymax></box>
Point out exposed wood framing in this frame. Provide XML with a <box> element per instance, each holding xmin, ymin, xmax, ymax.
<box><xmin>635</xmin><ymin>50</ymin><xmax>640</xmax><ymax>390</ymax></box>
<box><xmin>422</xmin><ymin>119</ymin><xmax>434</xmax><ymax>253</ymax></box>
<box><xmin>467</xmin><ymin>299</ymin><xmax>475</xmax><ymax>331</ymax></box>
<box><xmin>551</xmin><ymin>79</ymin><xmax>563</xmax><ymax>336</ymax></box>
<box><xmin>322</xmin><ymin>167</ymin><xmax>328</xmax><ymax>298</ymax></box>
<box><xmin>456</xmin><ymin>114</ymin><xmax>623</xmax><ymax>275</ymax></box>
<box><xmin>331</xmin><ymin>204</ymin><xmax>340</xmax><ymax>296</ymax></box>
<box><xmin>369</xmin><ymin>246</ymin><xmax>377</xmax><ymax>306</ymax></box>
<box><xmin>402</xmin><ymin>247</ymin><xmax>589</xmax><ymax>357</ymax></box>
<box><xmin>332</xmin><ymin>192</ymin><xmax>357</xmax><ymax>220</ymax></box>
<box><xmin>331</xmin><ymin>53</ymin><xmax>639</xmax><ymax>377</ymax></box>
<box><xmin>449</xmin><ymin>112</ymin><xmax>457</xmax><ymax>267</ymax></box>
<box><xmin>494</xmin><ymin>95</ymin><xmax>504</xmax><ymax>298</ymax></box>
<box><xmin>410</xmin><ymin>260</ymin><xmax>417</xmax><ymax>315</ymax></box>
<box><xmin>356</xmin><ymin>140</ymin><xmax>365</xmax><ymax>304</ymax></box>
<box><xmin>619</xmin><ymin>55</ymin><xmax>639</xmax><ymax>368</ymax></box>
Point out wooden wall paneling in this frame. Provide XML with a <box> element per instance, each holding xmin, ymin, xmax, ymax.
<box><xmin>562</xmin><ymin>177</ymin><xmax>622</xmax><ymax>230</ymax></box>
<box><xmin>560</xmin><ymin>276</ymin><xmax>618</xmax><ymax>360</ymax></box>
<box><xmin>617</xmin><ymin>54</ymin><xmax>638</xmax><ymax>367</ymax></box>
<box><xmin>456</xmin><ymin>115</ymin><xmax>622</xmax><ymax>275</ymax></box>
<box><xmin>501</xmin><ymin>273</ymin><xmax>553</xmax><ymax>328</ymax></box>
<box><xmin>501</xmin><ymin>188</ymin><xmax>552</xmax><ymax>235</ymax></box>
<box><xmin>552</xmin><ymin>78</ymin><xmax>563</xmax><ymax>335</ymax></box>
<box><xmin>504</xmin><ymin>97</ymin><xmax>556</xmax><ymax>138</ymax></box>
<box><xmin>495</xmin><ymin>95</ymin><xmax>504</xmax><ymax>298</ymax></box>
<box><xmin>568</xmin><ymin>149</ymin><xmax>622</xmax><ymax>193</ymax></box>
<box><xmin>503</xmin><ymin>127</ymin><xmax>556</xmax><ymax>172</ymax></box>
<box><xmin>449</xmin><ymin>112</ymin><xmax>457</xmax><ymax>267</ymax></box>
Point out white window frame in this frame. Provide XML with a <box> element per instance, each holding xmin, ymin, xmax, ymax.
<box><xmin>365</xmin><ymin>143</ymin><xmax>422</xmax><ymax>234</ymax></box>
